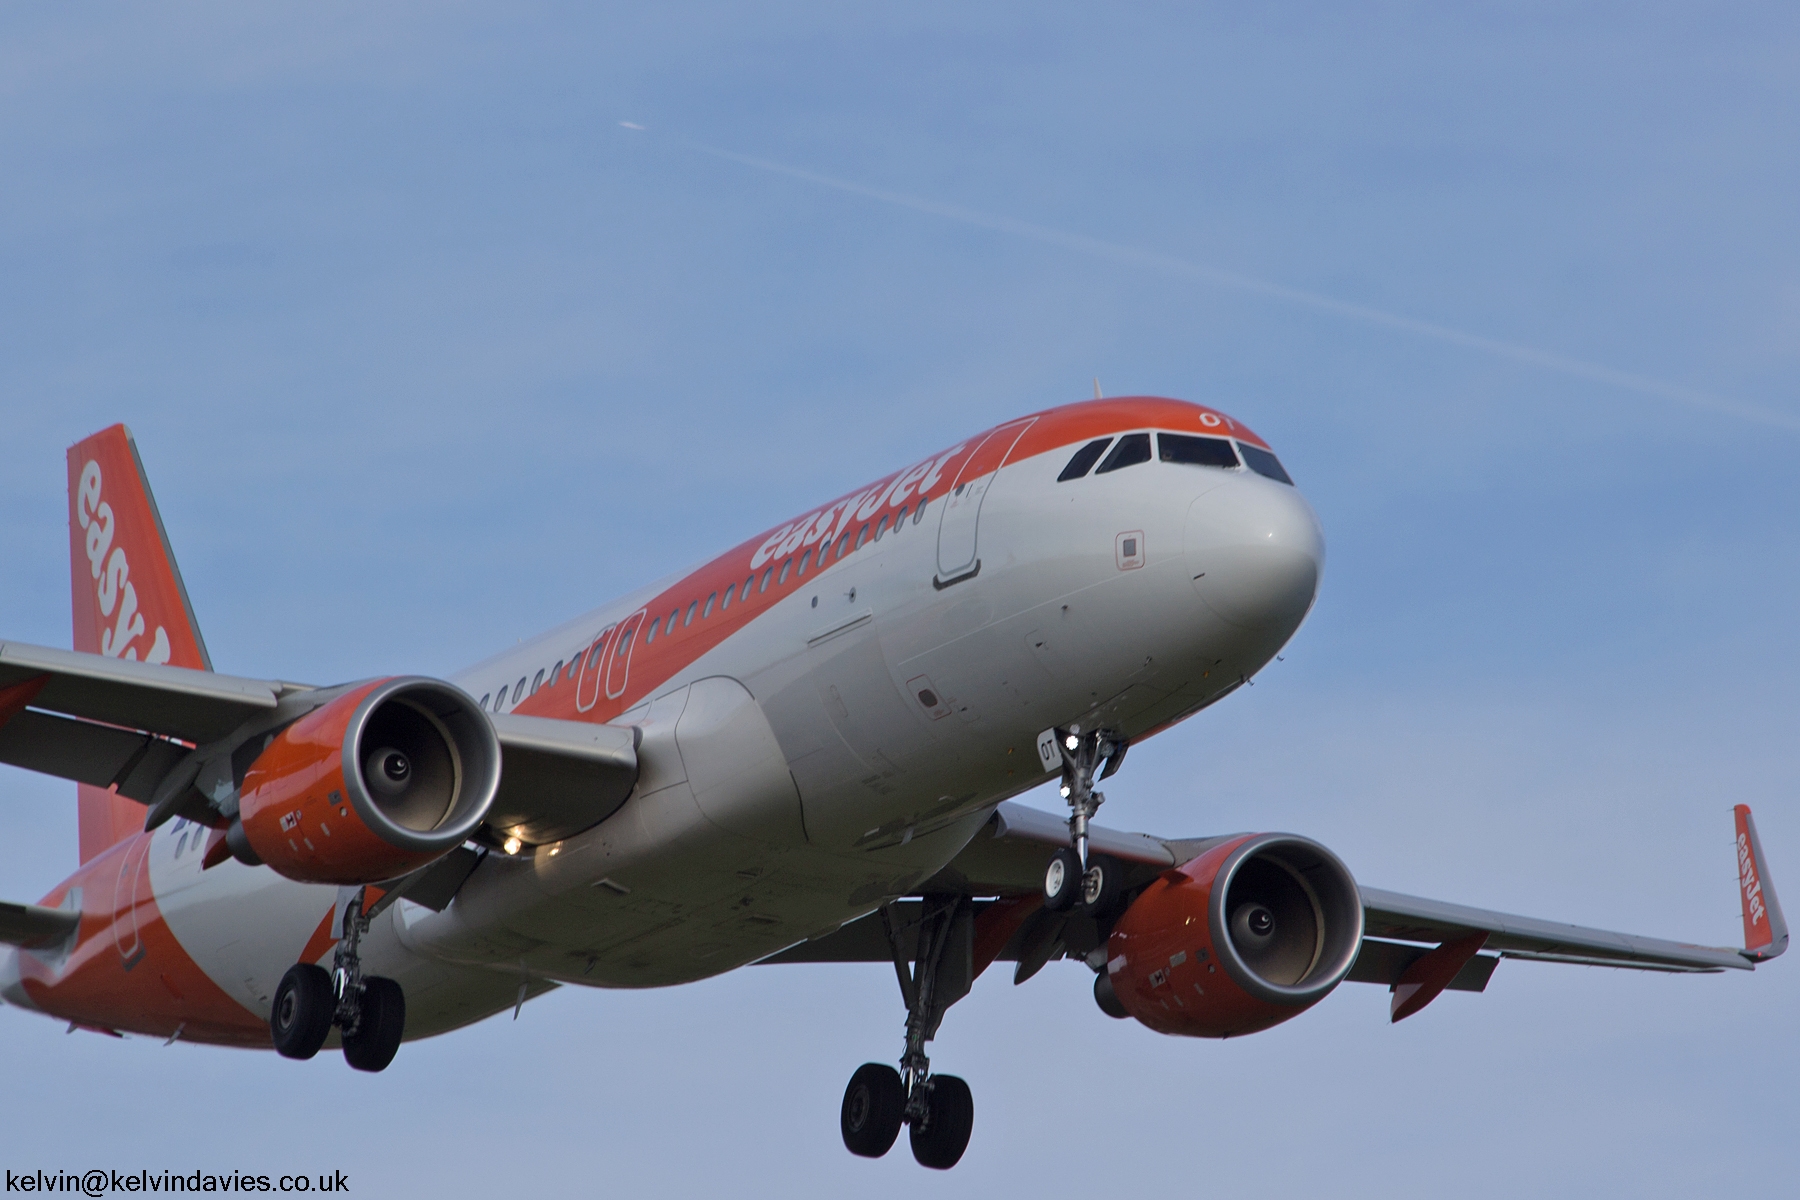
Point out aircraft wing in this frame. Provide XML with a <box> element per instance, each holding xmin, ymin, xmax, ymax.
<box><xmin>0</xmin><ymin>638</ymin><xmax>637</xmax><ymax>844</ymax></box>
<box><xmin>0</xmin><ymin>899</ymin><xmax>81</xmax><ymax>950</ymax></box>
<box><xmin>765</xmin><ymin>800</ymin><xmax>1784</xmax><ymax>1007</ymax></box>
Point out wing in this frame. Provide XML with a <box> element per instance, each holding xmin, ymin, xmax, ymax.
<box><xmin>0</xmin><ymin>638</ymin><xmax>635</xmax><ymax>847</ymax></box>
<box><xmin>764</xmin><ymin>799</ymin><xmax>1783</xmax><ymax>1019</ymax></box>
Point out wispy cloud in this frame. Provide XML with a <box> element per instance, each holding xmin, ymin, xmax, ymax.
<box><xmin>624</xmin><ymin>127</ymin><xmax>1800</xmax><ymax>434</ymax></box>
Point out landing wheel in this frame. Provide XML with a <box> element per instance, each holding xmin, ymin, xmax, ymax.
<box><xmin>1043</xmin><ymin>847</ymin><xmax>1082</xmax><ymax>912</ymax></box>
<box><xmin>909</xmin><ymin>1074</ymin><xmax>974</xmax><ymax>1170</ymax></box>
<box><xmin>1080</xmin><ymin>856</ymin><xmax>1121</xmax><ymax>915</ymax></box>
<box><xmin>342</xmin><ymin>976</ymin><xmax>405</xmax><ymax>1073</ymax></box>
<box><xmin>271</xmin><ymin>964</ymin><xmax>334</xmax><ymax>1060</ymax></box>
<box><xmin>841</xmin><ymin>1063</ymin><xmax>906</xmax><ymax>1158</ymax></box>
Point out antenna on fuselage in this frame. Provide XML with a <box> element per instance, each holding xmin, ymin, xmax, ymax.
<box><xmin>1093</xmin><ymin>378</ymin><xmax>1103</xmax><ymax>399</ymax></box>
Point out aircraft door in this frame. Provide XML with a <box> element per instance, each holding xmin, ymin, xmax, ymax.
<box><xmin>112</xmin><ymin>833</ymin><xmax>150</xmax><ymax>970</ymax></box>
<box><xmin>934</xmin><ymin>418</ymin><xmax>1035</xmax><ymax>587</ymax></box>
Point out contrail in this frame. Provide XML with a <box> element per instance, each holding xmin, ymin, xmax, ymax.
<box><xmin>622</xmin><ymin>123</ymin><xmax>1798</xmax><ymax>434</ymax></box>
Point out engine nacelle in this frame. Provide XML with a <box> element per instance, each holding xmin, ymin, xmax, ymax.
<box><xmin>1105</xmin><ymin>833</ymin><xmax>1363</xmax><ymax>1037</ymax></box>
<box><xmin>230</xmin><ymin>677</ymin><xmax>500</xmax><ymax>885</ymax></box>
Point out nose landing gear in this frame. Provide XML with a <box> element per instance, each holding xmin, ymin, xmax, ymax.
<box><xmin>839</xmin><ymin>896</ymin><xmax>977</xmax><ymax>1169</ymax></box>
<box><xmin>270</xmin><ymin>890</ymin><xmax>407</xmax><ymax>1072</ymax></box>
<box><xmin>1042</xmin><ymin>725</ymin><xmax>1127</xmax><ymax>913</ymax></box>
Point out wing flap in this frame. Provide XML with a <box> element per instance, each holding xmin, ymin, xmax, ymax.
<box><xmin>0</xmin><ymin>640</ymin><xmax>283</xmax><ymax>745</ymax></box>
<box><xmin>1361</xmin><ymin>885</ymin><xmax>1749</xmax><ymax>972</ymax></box>
<box><xmin>0</xmin><ymin>708</ymin><xmax>190</xmax><ymax>802</ymax></box>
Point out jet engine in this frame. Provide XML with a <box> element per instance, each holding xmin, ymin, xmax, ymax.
<box><xmin>227</xmin><ymin>677</ymin><xmax>500</xmax><ymax>885</ymax></box>
<box><xmin>1103</xmin><ymin>833</ymin><xmax>1363</xmax><ymax>1037</ymax></box>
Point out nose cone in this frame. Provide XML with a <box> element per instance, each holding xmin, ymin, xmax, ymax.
<box><xmin>1184</xmin><ymin>477</ymin><xmax>1324</xmax><ymax>635</ymax></box>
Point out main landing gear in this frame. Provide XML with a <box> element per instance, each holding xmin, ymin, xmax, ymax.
<box><xmin>1042</xmin><ymin>725</ymin><xmax>1127</xmax><ymax>915</ymax></box>
<box><xmin>840</xmin><ymin>896</ymin><xmax>978</xmax><ymax>1170</ymax></box>
<box><xmin>270</xmin><ymin>892</ymin><xmax>407</xmax><ymax>1072</ymax></box>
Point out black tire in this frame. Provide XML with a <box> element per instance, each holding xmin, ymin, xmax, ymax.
<box><xmin>1043</xmin><ymin>847</ymin><xmax>1082</xmax><ymax>912</ymax></box>
<box><xmin>1079</xmin><ymin>856</ymin><xmax>1121</xmax><ymax>915</ymax></box>
<box><xmin>841</xmin><ymin>1063</ymin><xmax>905</xmax><ymax>1158</ymax></box>
<box><xmin>1094</xmin><ymin>970</ymin><xmax>1130</xmax><ymax>1019</ymax></box>
<box><xmin>909</xmin><ymin>1074</ymin><xmax>974</xmax><ymax>1170</ymax></box>
<box><xmin>342</xmin><ymin>976</ymin><xmax>405</xmax><ymax>1073</ymax></box>
<box><xmin>270</xmin><ymin>963</ymin><xmax>334</xmax><ymax>1060</ymax></box>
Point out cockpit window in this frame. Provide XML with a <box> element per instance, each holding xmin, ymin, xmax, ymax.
<box><xmin>1238</xmin><ymin>442</ymin><xmax>1294</xmax><ymax>485</ymax></box>
<box><xmin>1057</xmin><ymin>438</ymin><xmax>1113</xmax><ymax>482</ymax></box>
<box><xmin>1094</xmin><ymin>432</ymin><xmax>1152</xmax><ymax>475</ymax></box>
<box><xmin>1158</xmin><ymin>433</ymin><xmax>1239</xmax><ymax>470</ymax></box>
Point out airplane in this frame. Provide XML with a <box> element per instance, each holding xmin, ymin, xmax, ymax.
<box><xmin>0</xmin><ymin>396</ymin><xmax>1786</xmax><ymax>1171</ymax></box>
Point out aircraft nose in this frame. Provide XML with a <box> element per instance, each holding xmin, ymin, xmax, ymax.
<box><xmin>1184</xmin><ymin>476</ymin><xmax>1324</xmax><ymax>633</ymax></box>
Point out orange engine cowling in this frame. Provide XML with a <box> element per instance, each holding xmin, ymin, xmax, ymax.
<box><xmin>1105</xmin><ymin>833</ymin><xmax>1363</xmax><ymax>1037</ymax></box>
<box><xmin>229</xmin><ymin>677</ymin><xmax>501</xmax><ymax>885</ymax></box>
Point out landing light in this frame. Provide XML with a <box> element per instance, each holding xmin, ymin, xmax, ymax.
<box><xmin>1059</xmin><ymin>786</ymin><xmax>1071</xmax><ymax>798</ymax></box>
<box><xmin>1065</xmin><ymin>735</ymin><xmax>1079</xmax><ymax>750</ymax></box>
<box><xmin>503</xmin><ymin>836</ymin><xmax>523</xmax><ymax>856</ymax></box>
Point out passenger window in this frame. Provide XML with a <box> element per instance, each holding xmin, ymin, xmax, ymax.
<box><xmin>479</xmin><ymin>694</ymin><xmax>490</xmax><ymax>709</ymax></box>
<box><xmin>777</xmin><ymin>558</ymin><xmax>792</xmax><ymax>584</ymax></box>
<box><xmin>531</xmin><ymin>669</ymin><xmax>545</xmax><ymax>694</ymax></box>
<box><xmin>645</xmin><ymin>617</ymin><xmax>660</xmax><ymax>644</ymax></box>
<box><xmin>836</xmin><ymin>535</ymin><xmax>850</xmax><ymax>559</ymax></box>
<box><xmin>1058</xmin><ymin>438</ymin><xmax>1114</xmax><ymax>481</ymax></box>
<box><xmin>721</xmin><ymin>584</ymin><xmax>735</xmax><ymax>610</ymax></box>
<box><xmin>1238</xmin><ymin>442</ymin><xmax>1295</xmax><ymax>485</ymax></box>
<box><xmin>760</xmin><ymin>568</ymin><xmax>772</xmax><ymax>593</ymax></box>
<box><xmin>874</xmin><ymin>514</ymin><xmax>889</xmax><ymax>541</ymax></box>
<box><xmin>744</xmin><ymin>574</ymin><xmax>756</xmax><ymax>599</ymax></box>
<box><xmin>493</xmin><ymin>691</ymin><xmax>505</xmax><ymax>712</ymax></box>
<box><xmin>1094</xmin><ymin>433</ymin><xmax>1151</xmax><ymax>474</ymax></box>
<box><xmin>702</xmin><ymin>592</ymin><xmax>716</xmax><ymax>618</ymax></box>
<box><xmin>618</xmin><ymin>628</ymin><xmax>633</xmax><ymax>652</ymax></box>
<box><xmin>1159</xmin><ymin>432</ymin><xmax>1239</xmax><ymax>470</ymax></box>
<box><xmin>856</xmin><ymin>524</ymin><xmax>870</xmax><ymax>550</ymax></box>
<box><xmin>551</xmin><ymin>660</ymin><xmax>563</xmax><ymax>685</ymax></box>
<box><xmin>913</xmin><ymin>498</ymin><xmax>927</xmax><ymax>524</ymax></box>
<box><xmin>685</xmin><ymin>601</ymin><xmax>697</xmax><ymax>626</ymax></box>
<box><xmin>894</xmin><ymin>505</ymin><xmax>908</xmax><ymax>530</ymax></box>
<box><xmin>513</xmin><ymin>677</ymin><xmax>527</xmax><ymax>703</ymax></box>
<box><xmin>797</xmin><ymin>549</ymin><xmax>812</xmax><ymax>576</ymax></box>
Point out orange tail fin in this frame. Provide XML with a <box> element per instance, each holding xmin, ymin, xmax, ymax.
<box><xmin>67</xmin><ymin>425</ymin><xmax>212</xmax><ymax>863</ymax></box>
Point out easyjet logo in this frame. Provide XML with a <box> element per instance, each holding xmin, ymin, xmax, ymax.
<box><xmin>76</xmin><ymin>459</ymin><xmax>171</xmax><ymax>663</ymax></box>
<box><xmin>1738</xmin><ymin>832</ymin><xmax>1767</xmax><ymax>929</ymax></box>
<box><xmin>749</xmin><ymin>444</ymin><xmax>965</xmax><ymax>570</ymax></box>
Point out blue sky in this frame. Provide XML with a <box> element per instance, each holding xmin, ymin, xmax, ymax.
<box><xmin>2</xmin><ymin>5</ymin><xmax>1796</xmax><ymax>1195</ymax></box>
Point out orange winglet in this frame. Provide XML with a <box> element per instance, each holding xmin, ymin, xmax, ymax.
<box><xmin>1391</xmin><ymin>932</ymin><xmax>1489</xmax><ymax>1023</ymax></box>
<box><xmin>1734</xmin><ymin>805</ymin><xmax>1788</xmax><ymax>962</ymax></box>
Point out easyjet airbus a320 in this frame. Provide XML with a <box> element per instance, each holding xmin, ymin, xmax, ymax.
<box><xmin>0</xmin><ymin>397</ymin><xmax>1785</xmax><ymax>1169</ymax></box>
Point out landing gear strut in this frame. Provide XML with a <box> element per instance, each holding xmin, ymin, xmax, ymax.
<box><xmin>1043</xmin><ymin>725</ymin><xmax>1126</xmax><ymax>913</ymax></box>
<box><xmin>270</xmin><ymin>890</ymin><xmax>406</xmax><ymax>1072</ymax></box>
<box><xmin>839</xmin><ymin>896</ymin><xmax>977</xmax><ymax>1170</ymax></box>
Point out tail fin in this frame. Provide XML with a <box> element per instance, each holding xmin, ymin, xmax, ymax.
<box><xmin>1734</xmin><ymin>804</ymin><xmax>1787</xmax><ymax>962</ymax></box>
<box><xmin>66</xmin><ymin>425</ymin><xmax>212</xmax><ymax>863</ymax></box>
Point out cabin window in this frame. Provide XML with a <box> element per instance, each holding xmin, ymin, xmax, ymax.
<box><xmin>702</xmin><ymin>592</ymin><xmax>717</xmax><ymax>618</ymax></box>
<box><xmin>1158</xmin><ymin>432</ymin><xmax>1239</xmax><ymax>470</ymax></box>
<box><xmin>618</xmin><ymin>628</ymin><xmax>633</xmax><ymax>652</ymax></box>
<box><xmin>1238</xmin><ymin>442</ymin><xmax>1295</xmax><ymax>485</ymax></box>
<box><xmin>894</xmin><ymin>505</ymin><xmax>908</xmax><ymax>530</ymax></box>
<box><xmin>479</xmin><ymin>694</ymin><xmax>490</xmax><ymax>709</ymax></box>
<box><xmin>836</xmin><ymin>535</ymin><xmax>850</xmax><ymax>559</ymax></box>
<box><xmin>874</xmin><ymin>514</ymin><xmax>889</xmax><ymax>541</ymax></box>
<box><xmin>797</xmin><ymin>549</ymin><xmax>812</xmax><ymax>576</ymax></box>
<box><xmin>550</xmin><ymin>660</ymin><xmax>563</xmax><ymax>684</ymax></box>
<box><xmin>721</xmin><ymin>583</ymin><xmax>735</xmax><ymax>610</ymax></box>
<box><xmin>685</xmin><ymin>601</ymin><xmax>698</xmax><ymax>627</ymax></box>
<box><xmin>513</xmin><ymin>677</ymin><xmax>528</xmax><ymax>703</ymax></box>
<box><xmin>913</xmin><ymin>498</ymin><xmax>927</xmax><ymax>524</ymax></box>
<box><xmin>531</xmin><ymin>669</ymin><xmax>545</xmax><ymax>695</ymax></box>
<box><xmin>760</xmin><ymin>568</ymin><xmax>772</xmax><ymax>593</ymax></box>
<box><xmin>1095</xmin><ymin>433</ymin><xmax>1151</xmax><ymax>474</ymax></box>
<box><xmin>856</xmin><ymin>524</ymin><xmax>871</xmax><ymax>550</ymax></box>
<box><xmin>1058</xmin><ymin>438</ymin><xmax>1113</xmax><ymax>481</ymax></box>
<box><xmin>644</xmin><ymin>617</ymin><xmax>660</xmax><ymax>644</ymax></box>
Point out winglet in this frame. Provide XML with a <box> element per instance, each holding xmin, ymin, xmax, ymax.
<box><xmin>1734</xmin><ymin>805</ymin><xmax>1787</xmax><ymax>962</ymax></box>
